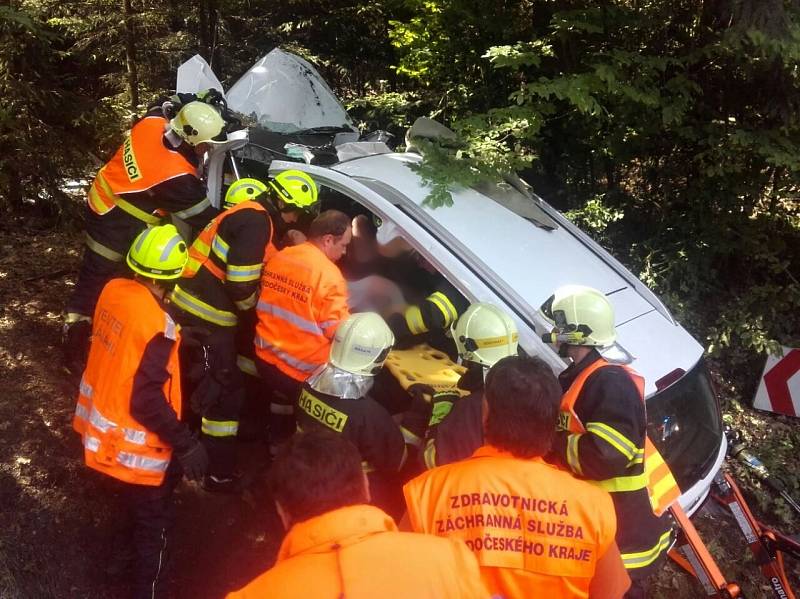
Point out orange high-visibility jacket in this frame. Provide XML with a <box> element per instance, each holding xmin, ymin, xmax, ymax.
<box><xmin>404</xmin><ymin>445</ymin><xmax>617</xmax><ymax>599</ymax></box>
<box><xmin>88</xmin><ymin>116</ymin><xmax>197</xmax><ymax>224</ymax></box>
<box><xmin>226</xmin><ymin>504</ymin><xmax>488</xmax><ymax>599</ymax></box>
<box><xmin>73</xmin><ymin>278</ymin><xmax>182</xmax><ymax>486</ymax></box>
<box><xmin>559</xmin><ymin>359</ymin><xmax>681</xmax><ymax>517</ymax></box>
<box><xmin>254</xmin><ymin>242</ymin><xmax>350</xmax><ymax>381</ymax></box>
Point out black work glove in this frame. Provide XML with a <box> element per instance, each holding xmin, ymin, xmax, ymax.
<box><xmin>176</xmin><ymin>438</ymin><xmax>208</xmax><ymax>481</ymax></box>
<box><xmin>407</xmin><ymin>383</ymin><xmax>436</xmax><ymax>403</ymax></box>
<box><xmin>402</xmin><ymin>384</ymin><xmax>435</xmax><ymax>441</ymax></box>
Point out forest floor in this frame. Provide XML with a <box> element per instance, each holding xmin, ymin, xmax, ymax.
<box><xmin>1</xmin><ymin>220</ymin><xmax>798</xmax><ymax>598</ymax></box>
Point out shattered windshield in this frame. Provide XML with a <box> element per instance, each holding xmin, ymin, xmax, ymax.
<box><xmin>226</xmin><ymin>49</ymin><xmax>357</xmax><ymax>135</ymax></box>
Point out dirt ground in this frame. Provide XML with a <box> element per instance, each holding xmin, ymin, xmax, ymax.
<box><xmin>1</xmin><ymin>221</ymin><xmax>798</xmax><ymax>598</ymax></box>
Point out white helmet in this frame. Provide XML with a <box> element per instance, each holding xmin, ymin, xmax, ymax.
<box><xmin>330</xmin><ymin>312</ymin><xmax>395</xmax><ymax>376</ymax></box>
<box><xmin>539</xmin><ymin>285</ymin><xmax>616</xmax><ymax>347</ymax></box>
<box><xmin>453</xmin><ymin>303</ymin><xmax>519</xmax><ymax>368</ymax></box>
<box><xmin>170</xmin><ymin>101</ymin><xmax>226</xmax><ymax>146</ymax></box>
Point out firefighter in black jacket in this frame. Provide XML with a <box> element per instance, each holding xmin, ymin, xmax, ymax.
<box><xmin>63</xmin><ymin>98</ymin><xmax>226</xmax><ymax>376</ymax></box>
<box><xmin>541</xmin><ymin>285</ymin><xmax>674</xmax><ymax>598</ymax></box>
<box><xmin>170</xmin><ymin>172</ymin><xmax>319</xmax><ymax>492</ymax></box>
<box><xmin>295</xmin><ymin>312</ymin><xmax>409</xmax><ymax>514</ymax></box>
<box><xmin>402</xmin><ymin>302</ymin><xmax>520</xmax><ymax>469</ymax></box>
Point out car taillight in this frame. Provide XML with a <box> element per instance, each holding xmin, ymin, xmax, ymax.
<box><xmin>655</xmin><ymin>368</ymin><xmax>685</xmax><ymax>391</ymax></box>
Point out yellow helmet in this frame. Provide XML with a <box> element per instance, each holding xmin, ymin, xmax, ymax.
<box><xmin>126</xmin><ymin>224</ymin><xmax>188</xmax><ymax>280</ymax></box>
<box><xmin>223</xmin><ymin>178</ymin><xmax>268</xmax><ymax>209</ymax></box>
<box><xmin>540</xmin><ymin>285</ymin><xmax>616</xmax><ymax>347</ymax></box>
<box><xmin>330</xmin><ymin>312</ymin><xmax>395</xmax><ymax>376</ymax></box>
<box><xmin>453</xmin><ymin>303</ymin><xmax>519</xmax><ymax>368</ymax></box>
<box><xmin>170</xmin><ymin>101</ymin><xmax>226</xmax><ymax>146</ymax></box>
<box><xmin>269</xmin><ymin>169</ymin><xmax>319</xmax><ymax>213</ymax></box>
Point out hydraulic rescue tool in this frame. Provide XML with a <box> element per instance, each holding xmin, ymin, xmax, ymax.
<box><xmin>668</xmin><ymin>429</ymin><xmax>800</xmax><ymax>598</ymax></box>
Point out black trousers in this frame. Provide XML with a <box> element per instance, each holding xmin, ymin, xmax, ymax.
<box><xmin>254</xmin><ymin>358</ymin><xmax>303</xmax><ymax>445</ymax></box>
<box><xmin>178</xmin><ymin>322</ymin><xmax>245</xmax><ymax>479</ymax></box>
<box><xmin>68</xmin><ymin>204</ymin><xmax>143</xmax><ymax>318</ymax></box>
<box><xmin>624</xmin><ymin>577</ymin><xmax>648</xmax><ymax>599</ymax></box>
<box><xmin>67</xmin><ymin>248</ymin><xmax>128</xmax><ymax>318</ymax></box>
<box><xmin>103</xmin><ymin>464</ymin><xmax>181</xmax><ymax>599</ymax></box>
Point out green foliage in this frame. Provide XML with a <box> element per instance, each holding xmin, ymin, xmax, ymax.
<box><xmin>0</xmin><ymin>3</ymin><xmax>105</xmax><ymax>219</ymax></box>
<box><xmin>347</xmin><ymin>89</ymin><xmax>422</xmax><ymax>137</ymax></box>
<box><xmin>409</xmin><ymin>108</ymin><xmax>537</xmax><ymax>208</ymax></box>
<box><xmin>389</xmin><ymin>0</ymin><xmax>800</xmax><ymax>395</ymax></box>
<box><xmin>564</xmin><ymin>195</ymin><xmax>623</xmax><ymax>243</ymax></box>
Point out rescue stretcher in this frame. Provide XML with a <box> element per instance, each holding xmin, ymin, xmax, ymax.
<box><xmin>384</xmin><ymin>344</ymin><xmax>470</xmax><ymax>398</ymax></box>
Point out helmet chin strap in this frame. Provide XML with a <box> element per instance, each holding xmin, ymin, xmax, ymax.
<box><xmin>164</xmin><ymin>128</ymin><xmax>184</xmax><ymax>149</ymax></box>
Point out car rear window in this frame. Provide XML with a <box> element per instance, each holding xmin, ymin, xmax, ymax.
<box><xmin>646</xmin><ymin>359</ymin><xmax>723</xmax><ymax>491</ymax></box>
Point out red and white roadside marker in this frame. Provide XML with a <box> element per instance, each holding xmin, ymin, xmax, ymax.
<box><xmin>753</xmin><ymin>347</ymin><xmax>800</xmax><ymax>417</ymax></box>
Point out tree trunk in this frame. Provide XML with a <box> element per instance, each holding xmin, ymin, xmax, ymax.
<box><xmin>198</xmin><ymin>0</ymin><xmax>217</xmax><ymax>63</ymax></box>
<box><xmin>122</xmin><ymin>0</ymin><xmax>139</xmax><ymax>115</ymax></box>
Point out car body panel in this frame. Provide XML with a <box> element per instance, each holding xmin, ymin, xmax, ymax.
<box><xmin>227</xmin><ymin>49</ymin><xmax>358</xmax><ymax>137</ymax></box>
<box><xmin>331</xmin><ymin>153</ymin><xmax>704</xmax><ymax>394</ymax></box>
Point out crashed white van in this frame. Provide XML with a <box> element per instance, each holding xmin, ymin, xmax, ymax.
<box><xmin>179</xmin><ymin>49</ymin><xmax>726</xmax><ymax>513</ymax></box>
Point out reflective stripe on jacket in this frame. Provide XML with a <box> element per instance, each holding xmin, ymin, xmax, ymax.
<box><xmin>225</xmin><ymin>504</ymin><xmax>488</xmax><ymax>599</ymax></box>
<box><xmin>173</xmin><ymin>200</ymin><xmax>275</xmax><ymax>327</ymax></box>
<box><xmin>87</xmin><ymin>116</ymin><xmax>199</xmax><ymax>223</ymax></box>
<box><xmin>403</xmin><ymin>445</ymin><xmax>617</xmax><ymax>599</ymax></box>
<box><xmin>72</xmin><ymin>278</ymin><xmax>182</xmax><ymax>486</ymax></box>
<box><xmin>254</xmin><ymin>242</ymin><xmax>350</xmax><ymax>381</ymax></box>
<box><xmin>182</xmin><ymin>200</ymin><xmax>275</xmax><ymax>280</ymax></box>
<box><xmin>558</xmin><ymin>358</ymin><xmax>678</xmax><ymax>575</ymax></box>
<box><xmin>559</xmin><ymin>359</ymin><xmax>681</xmax><ymax>516</ymax></box>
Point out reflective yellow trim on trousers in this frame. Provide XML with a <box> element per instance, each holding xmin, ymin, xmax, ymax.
<box><xmin>595</xmin><ymin>472</ymin><xmax>648</xmax><ymax>493</ymax></box>
<box><xmin>404</xmin><ymin>305</ymin><xmax>427</xmax><ymax>334</ymax></box>
<box><xmin>586</xmin><ymin>421</ymin><xmax>640</xmax><ymax>462</ymax></box>
<box><xmin>85</xmin><ymin>234</ymin><xmax>125</xmax><ymax>262</ymax></box>
<box><xmin>427</xmin><ymin>291</ymin><xmax>458</xmax><ymax>326</ymax></box>
<box><xmin>567</xmin><ymin>433</ymin><xmax>583</xmax><ymax>475</ymax></box>
<box><xmin>621</xmin><ymin>530</ymin><xmax>672</xmax><ymax>570</ymax></box>
<box><xmin>171</xmin><ymin>285</ymin><xmax>237</xmax><ymax>327</ymax></box>
<box><xmin>201</xmin><ymin>417</ymin><xmax>239</xmax><ymax>437</ymax></box>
